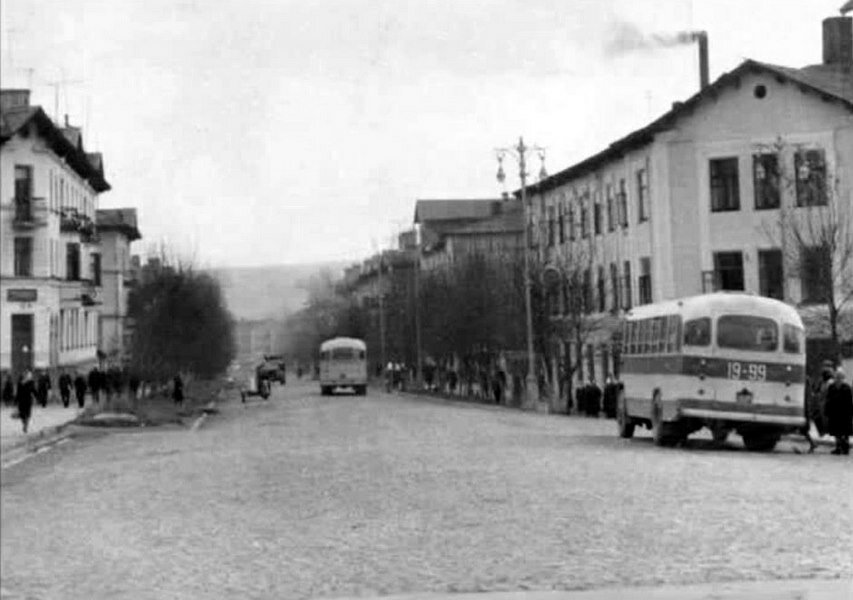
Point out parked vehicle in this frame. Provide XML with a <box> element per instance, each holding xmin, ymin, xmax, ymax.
<box><xmin>617</xmin><ymin>292</ymin><xmax>806</xmax><ymax>451</ymax></box>
<box><xmin>319</xmin><ymin>337</ymin><xmax>367</xmax><ymax>396</ymax></box>
<box><xmin>261</xmin><ymin>354</ymin><xmax>286</xmax><ymax>384</ymax></box>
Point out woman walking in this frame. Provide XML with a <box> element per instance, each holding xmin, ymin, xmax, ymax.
<box><xmin>16</xmin><ymin>370</ymin><xmax>36</xmax><ymax>433</ymax></box>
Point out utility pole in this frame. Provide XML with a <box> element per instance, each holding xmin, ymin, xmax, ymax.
<box><xmin>414</xmin><ymin>227</ymin><xmax>423</xmax><ymax>389</ymax></box>
<box><xmin>44</xmin><ymin>74</ymin><xmax>84</xmax><ymax>124</ymax></box>
<box><xmin>378</xmin><ymin>251</ymin><xmax>387</xmax><ymax>375</ymax></box>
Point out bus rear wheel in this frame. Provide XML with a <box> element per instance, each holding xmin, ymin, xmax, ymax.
<box><xmin>651</xmin><ymin>393</ymin><xmax>681</xmax><ymax>447</ymax></box>
<box><xmin>741</xmin><ymin>432</ymin><xmax>780</xmax><ymax>452</ymax></box>
<box><xmin>616</xmin><ymin>390</ymin><xmax>634</xmax><ymax>439</ymax></box>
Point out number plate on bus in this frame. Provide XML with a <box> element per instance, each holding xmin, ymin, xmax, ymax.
<box><xmin>727</xmin><ymin>361</ymin><xmax>767</xmax><ymax>381</ymax></box>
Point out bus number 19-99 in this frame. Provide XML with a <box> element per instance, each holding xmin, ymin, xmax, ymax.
<box><xmin>727</xmin><ymin>362</ymin><xmax>767</xmax><ymax>381</ymax></box>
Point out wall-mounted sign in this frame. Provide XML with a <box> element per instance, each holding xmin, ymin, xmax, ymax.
<box><xmin>7</xmin><ymin>289</ymin><xmax>38</xmax><ymax>302</ymax></box>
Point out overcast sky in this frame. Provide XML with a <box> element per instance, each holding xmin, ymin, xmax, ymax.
<box><xmin>0</xmin><ymin>0</ymin><xmax>843</xmax><ymax>267</ymax></box>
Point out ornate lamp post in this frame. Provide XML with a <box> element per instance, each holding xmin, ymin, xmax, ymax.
<box><xmin>495</xmin><ymin>137</ymin><xmax>547</xmax><ymax>408</ymax></box>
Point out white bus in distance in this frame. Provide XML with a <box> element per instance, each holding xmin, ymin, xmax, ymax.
<box><xmin>617</xmin><ymin>293</ymin><xmax>806</xmax><ymax>451</ymax></box>
<box><xmin>319</xmin><ymin>337</ymin><xmax>368</xmax><ymax>396</ymax></box>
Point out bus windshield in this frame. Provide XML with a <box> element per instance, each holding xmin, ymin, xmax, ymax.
<box><xmin>330</xmin><ymin>347</ymin><xmax>364</xmax><ymax>361</ymax></box>
<box><xmin>717</xmin><ymin>315</ymin><xmax>778</xmax><ymax>352</ymax></box>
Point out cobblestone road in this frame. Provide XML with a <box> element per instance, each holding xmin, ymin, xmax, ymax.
<box><xmin>1</xmin><ymin>380</ymin><xmax>850</xmax><ymax>600</ymax></box>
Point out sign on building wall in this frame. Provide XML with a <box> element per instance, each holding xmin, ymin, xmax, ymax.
<box><xmin>7</xmin><ymin>289</ymin><xmax>38</xmax><ymax>302</ymax></box>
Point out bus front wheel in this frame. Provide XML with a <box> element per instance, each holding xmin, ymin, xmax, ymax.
<box><xmin>616</xmin><ymin>391</ymin><xmax>635</xmax><ymax>438</ymax></box>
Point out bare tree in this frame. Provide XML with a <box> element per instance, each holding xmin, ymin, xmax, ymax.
<box><xmin>760</xmin><ymin>137</ymin><xmax>853</xmax><ymax>362</ymax></box>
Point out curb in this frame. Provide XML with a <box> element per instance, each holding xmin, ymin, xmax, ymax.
<box><xmin>190</xmin><ymin>400</ymin><xmax>218</xmax><ymax>432</ymax></box>
<box><xmin>0</xmin><ymin>424</ymin><xmax>74</xmax><ymax>469</ymax></box>
<box><xmin>0</xmin><ymin>419</ymin><xmax>75</xmax><ymax>455</ymax></box>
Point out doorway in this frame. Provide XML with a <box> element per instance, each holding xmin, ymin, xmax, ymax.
<box><xmin>11</xmin><ymin>314</ymin><xmax>34</xmax><ymax>376</ymax></box>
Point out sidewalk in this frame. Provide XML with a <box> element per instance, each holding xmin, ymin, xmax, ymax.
<box><xmin>0</xmin><ymin>404</ymin><xmax>82</xmax><ymax>453</ymax></box>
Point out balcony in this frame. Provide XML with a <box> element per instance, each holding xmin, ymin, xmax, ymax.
<box><xmin>60</xmin><ymin>207</ymin><xmax>99</xmax><ymax>243</ymax></box>
<box><xmin>11</xmin><ymin>197</ymin><xmax>48</xmax><ymax>229</ymax></box>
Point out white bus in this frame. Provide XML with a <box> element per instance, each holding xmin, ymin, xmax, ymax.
<box><xmin>319</xmin><ymin>337</ymin><xmax>368</xmax><ymax>396</ymax></box>
<box><xmin>617</xmin><ymin>292</ymin><xmax>806</xmax><ymax>451</ymax></box>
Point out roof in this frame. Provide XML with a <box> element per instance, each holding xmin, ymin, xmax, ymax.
<box><xmin>320</xmin><ymin>337</ymin><xmax>366</xmax><ymax>351</ymax></box>
<box><xmin>526</xmin><ymin>59</ymin><xmax>853</xmax><ymax>196</ymax></box>
<box><xmin>625</xmin><ymin>292</ymin><xmax>804</xmax><ymax>326</ymax></box>
<box><xmin>0</xmin><ymin>105</ymin><xmax>111</xmax><ymax>192</ymax></box>
<box><xmin>96</xmin><ymin>208</ymin><xmax>141</xmax><ymax>241</ymax></box>
<box><xmin>444</xmin><ymin>202</ymin><xmax>524</xmax><ymax>235</ymax></box>
<box><xmin>414</xmin><ymin>199</ymin><xmax>505</xmax><ymax>223</ymax></box>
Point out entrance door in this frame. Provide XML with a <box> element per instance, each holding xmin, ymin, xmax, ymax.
<box><xmin>11</xmin><ymin>314</ymin><xmax>34</xmax><ymax>376</ymax></box>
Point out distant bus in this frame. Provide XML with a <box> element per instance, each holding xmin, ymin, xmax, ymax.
<box><xmin>617</xmin><ymin>293</ymin><xmax>806</xmax><ymax>451</ymax></box>
<box><xmin>319</xmin><ymin>337</ymin><xmax>368</xmax><ymax>396</ymax></box>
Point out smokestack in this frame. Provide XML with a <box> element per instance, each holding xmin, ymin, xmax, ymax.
<box><xmin>0</xmin><ymin>89</ymin><xmax>30</xmax><ymax>113</ymax></box>
<box><xmin>695</xmin><ymin>31</ymin><xmax>709</xmax><ymax>90</ymax></box>
<box><xmin>822</xmin><ymin>16</ymin><xmax>852</xmax><ymax>65</ymax></box>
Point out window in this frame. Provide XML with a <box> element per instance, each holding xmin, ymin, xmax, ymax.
<box><xmin>593</xmin><ymin>198</ymin><xmax>602</xmax><ymax>235</ymax></box>
<box><xmin>622</xmin><ymin>260</ymin><xmax>632</xmax><ymax>310</ymax></box>
<box><xmin>618</xmin><ymin>178</ymin><xmax>628</xmax><ymax>227</ymax></box>
<box><xmin>581</xmin><ymin>200</ymin><xmax>589</xmax><ymax>238</ymax></box>
<box><xmin>665</xmin><ymin>315</ymin><xmax>682</xmax><ymax>353</ymax></box>
<box><xmin>557</xmin><ymin>205</ymin><xmax>565</xmax><ymax>244</ymax></box>
<box><xmin>14</xmin><ymin>237</ymin><xmax>33</xmax><ymax>277</ymax></box>
<box><xmin>91</xmin><ymin>253</ymin><xmax>102</xmax><ymax>287</ymax></box>
<box><xmin>800</xmin><ymin>245</ymin><xmax>831</xmax><ymax>304</ymax></box>
<box><xmin>568</xmin><ymin>206</ymin><xmax>576</xmax><ymax>241</ymax></box>
<box><xmin>684</xmin><ymin>318</ymin><xmax>711</xmax><ymax>346</ymax></box>
<box><xmin>710</xmin><ymin>157</ymin><xmax>740</xmax><ymax>212</ymax></box>
<box><xmin>717</xmin><ymin>315</ymin><xmax>778</xmax><ymax>352</ymax></box>
<box><xmin>758</xmin><ymin>249</ymin><xmax>783</xmax><ymax>300</ymax></box>
<box><xmin>795</xmin><ymin>149</ymin><xmax>827</xmax><ymax>207</ymax></box>
<box><xmin>783</xmin><ymin>324</ymin><xmax>804</xmax><ymax>354</ymax></box>
<box><xmin>610</xmin><ymin>263</ymin><xmax>620</xmax><ymax>312</ymax></box>
<box><xmin>606</xmin><ymin>184</ymin><xmax>614</xmax><ymax>231</ymax></box>
<box><xmin>597</xmin><ymin>266</ymin><xmax>606</xmax><ymax>312</ymax></box>
<box><xmin>547</xmin><ymin>207</ymin><xmax>556</xmax><ymax>247</ymax></box>
<box><xmin>636</xmin><ymin>168</ymin><xmax>649</xmax><ymax>222</ymax></box>
<box><xmin>638</xmin><ymin>257</ymin><xmax>652</xmax><ymax>305</ymax></box>
<box><xmin>583</xmin><ymin>268</ymin><xmax>592</xmax><ymax>313</ymax></box>
<box><xmin>713</xmin><ymin>251</ymin><xmax>744</xmax><ymax>291</ymax></box>
<box><xmin>753</xmin><ymin>153</ymin><xmax>780</xmax><ymax>209</ymax></box>
<box><xmin>14</xmin><ymin>165</ymin><xmax>33</xmax><ymax>220</ymax></box>
<box><xmin>66</xmin><ymin>243</ymin><xmax>81</xmax><ymax>281</ymax></box>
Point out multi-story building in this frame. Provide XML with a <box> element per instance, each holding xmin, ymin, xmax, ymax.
<box><xmin>1</xmin><ymin>89</ymin><xmax>110</xmax><ymax>378</ymax></box>
<box><xmin>526</xmin><ymin>15</ymin><xmax>853</xmax><ymax>392</ymax></box>
<box><xmin>96</xmin><ymin>208</ymin><xmax>141</xmax><ymax>362</ymax></box>
<box><xmin>413</xmin><ymin>198</ymin><xmax>524</xmax><ymax>271</ymax></box>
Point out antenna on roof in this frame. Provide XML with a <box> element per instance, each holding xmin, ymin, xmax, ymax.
<box><xmin>43</xmin><ymin>70</ymin><xmax>85</xmax><ymax>124</ymax></box>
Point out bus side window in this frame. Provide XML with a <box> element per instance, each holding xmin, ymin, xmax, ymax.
<box><xmin>650</xmin><ymin>318</ymin><xmax>662</xmax><ymax>354</ymax></box>
<box><xmin>639</xmin><ymin>319</ymin><xmax>649</xmax><ymax>354</ymax></box>
<box><xmin>684</xmin><ymin>317</ymin><xmax>711</xmax><ymax>346</ymax></box>
<box><xmin>783</xmin><ymin>324</ymin><xmax>803</xmax><ymax>354</ymax></box>
<box><xmin>666</xmin><ymin>315</ymin><xmax>682</xmax><ymax>353</ymax></box>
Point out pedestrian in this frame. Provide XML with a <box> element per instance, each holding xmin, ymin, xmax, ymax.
<box><xmin>2</xmin><ymin>376</ymin><xmax>14</xmax><ymax>407</ymax></box>
<box><xmin>586</xmin><ymin>378</ymin><xmax>602</xmax><ymax>417</ymax></box>
<box><xmin>36</xmin><ymin>370</ymin><xmax>51</xmax><ymax>408</ymax></box>
<box><xmin>16</xmin><ymin>370</ymin><xmax>36</xmax><ymax>433</ymax></box>
<box><xmin>172</xmin><ymin>373</ymin><xmax>184</xmax><ymax>407</ymax></box>
<box><xmin>88</xmin><ymin>366</ymin><xmax>102</xmax><ymax>403</ymax></box>
<box><xmin>824</xmin><ymin>368</ymin><xmax>852</xmax><ymax>456</ymax></box>
<box><xmin>74</xmin><ymin>372</ymin><xmax>88</xmax><ymax>409</ymax></box>
<box><xmin>59</xmin><ymin>370</ymin><xmax>73</xmax><ymax>408</ymax></box>
<box><xmin>129</xmin><ymin>372</ymin><xmax>141</xmax><ymax>400</ymax></box>
<box><xmin>603</xmin><ymin>374</ymin><xmax>618</xmax><ymax>419</ymax></box>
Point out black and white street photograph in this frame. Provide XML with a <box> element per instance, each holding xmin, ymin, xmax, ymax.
<box><xmin>0</xmin><ymin>1</ymin><xmax>851</xmax><ymax>599</ymax></box>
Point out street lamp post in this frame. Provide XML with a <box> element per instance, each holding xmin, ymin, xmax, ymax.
<box><xmin>496</xmin><ymin>136</ymin><xmax>547</xmax><ymax>408</ymax></box>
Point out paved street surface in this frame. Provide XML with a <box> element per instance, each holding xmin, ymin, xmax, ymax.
<box><xmin>1</xmin><ymin>380</ymin><xmax>851</xmax><ymax>600</ymax></box>
<box><xmin>0</xmin><ymin>405</ymin><xmax>82</xmax><ymax>452</ymax></box>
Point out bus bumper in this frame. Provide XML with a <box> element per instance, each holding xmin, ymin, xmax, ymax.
<box><xmin>678</xmin><ymin>400</ymin><xmax>806</xmax><ymax>427</ymax></box>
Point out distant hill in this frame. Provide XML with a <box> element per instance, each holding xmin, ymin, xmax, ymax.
<box><xmin>209</xmin><ymin>262</ymin><xmax>349</xmax><ymax>321</ymax></box>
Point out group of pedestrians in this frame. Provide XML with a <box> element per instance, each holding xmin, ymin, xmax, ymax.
<box><xmin>2</xmin><ymin>365</ymin><xmax>149</xmax><ymax>434</ymax></box>
<box><xmin>574</xmin><ymin>375</ymin><xmax>621</xmax><ymax>418</ymax></box>
<box><xmin>807</xmin><ymin>363</ymin><xmax>852</xmax><ymax>456</ymax></box>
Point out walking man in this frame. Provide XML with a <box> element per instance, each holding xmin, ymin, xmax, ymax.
<box><xmin>74</xmin><ymin>372</ymin><xmax>88</xmax><ymax>409</ymax></box>
<box><xmin>36</xmin><ymin>370</ymin><xmax>51</xmax><ymax>408</ymax></box>
<box><xmin>172</xmin><ymin>373</ymin><xmax>184</xmax><ymax>407</ymax></box>
<box><xmin>88</xmin><ymin>367</ymin><xmax>102</xmax><ymax>404</ymax></box>
<box><xmin>59</xmin><ymin>370</ymin><xmax>73</xmax><ymax>408</ymax></box>
<box><xmin>16</xmin><ymin>370</ymin><xmax>36</xmax><ymax>433</ymax></box>
<box><xmin>825</xmin><ymin>368</ymin><xmax>852</xmax><ymax>456</ymax></box>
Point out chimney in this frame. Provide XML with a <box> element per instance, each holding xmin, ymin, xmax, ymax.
<box><xmin>823</xmin><ymin>16</ymin><xmax>852</xmax><ymax>65</ymax></box>
<box><xmin>0</xmin><ymin>89</ymin><xmax>31</xmax><ymax>113</ymax></box>
<box><xmin>695</xmin><ymin>31</ymin><xmax>710</xmax><ymax>90</ymax></box>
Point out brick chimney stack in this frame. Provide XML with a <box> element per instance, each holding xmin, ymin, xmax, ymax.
<box><xmin>822</xmin><ymin>16</ymin><xmax>852</xmax><ymax>65</ymax></box>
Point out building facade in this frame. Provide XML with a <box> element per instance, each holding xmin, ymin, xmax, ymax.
<box><xmin>96</xmin><ymin>208</ymin><xmax>141</xmax><ymax>362</ymax></box>
<box><xmin>527</xmin><ymin>15</ymin><xmax>853</xmax><ymax>392</ymax></box>
<box><xmin>1</xmin><ymin>89</ymin><xmax>110</xmax><ymax>378</ymax></box>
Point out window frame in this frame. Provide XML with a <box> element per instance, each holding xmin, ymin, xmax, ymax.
<box><xmin>709</xmin><ymin>157</ymin><xmax>741</xmax><ymax>212</ymax></box>
<box><xmin>636</xmin><ymin>168</ymin><xmax>649</xmax><ymax>222</ymax></box>
<box><xmin>717</xmin><ymin>314</ymin><xmax>779</xmax><ymax>352</ymax></box>
<box><xmin>713</xmin><ymin>251</ymin><xmax>745</xmax><ymax>291</ymax></box>
<box><xmin>683</xmin><ymin>317</ymin><xmax>712</xmax><ymax>347</ymax></box>
<box><xmin>753</xmin><ymin>153</ymin><xmax>780</xmax><ymax>210</ymax></box>
<box><xmin>14</xmin><ymin>236</ymin><xmax>33</xmax><ymax>277</ymax></box>
<box><xmin>758</xmin><ymin>248</ymin><xmax>784</xmax><ymax>300</ymax></box>
<box><xmin>795</xmin><ymin>149</ymin><xmax>828</xmax><ymax>207</ymax></box>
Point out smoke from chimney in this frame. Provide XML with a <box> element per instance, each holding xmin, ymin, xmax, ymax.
<box><xmin>605</xmin><ymin>21</ymin><xmax>710</xmax><ymax>90</ymax></box>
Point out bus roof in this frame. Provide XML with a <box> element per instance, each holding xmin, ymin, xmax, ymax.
<box><xmin>320</xmin><ymin>337</ymin><xmax>367</xmax><ymax>351</ymax></box>
<box><xmin>625</xmin><ymin>292</ymin><xmax>804</xmax><ymax>327</ymax></box>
